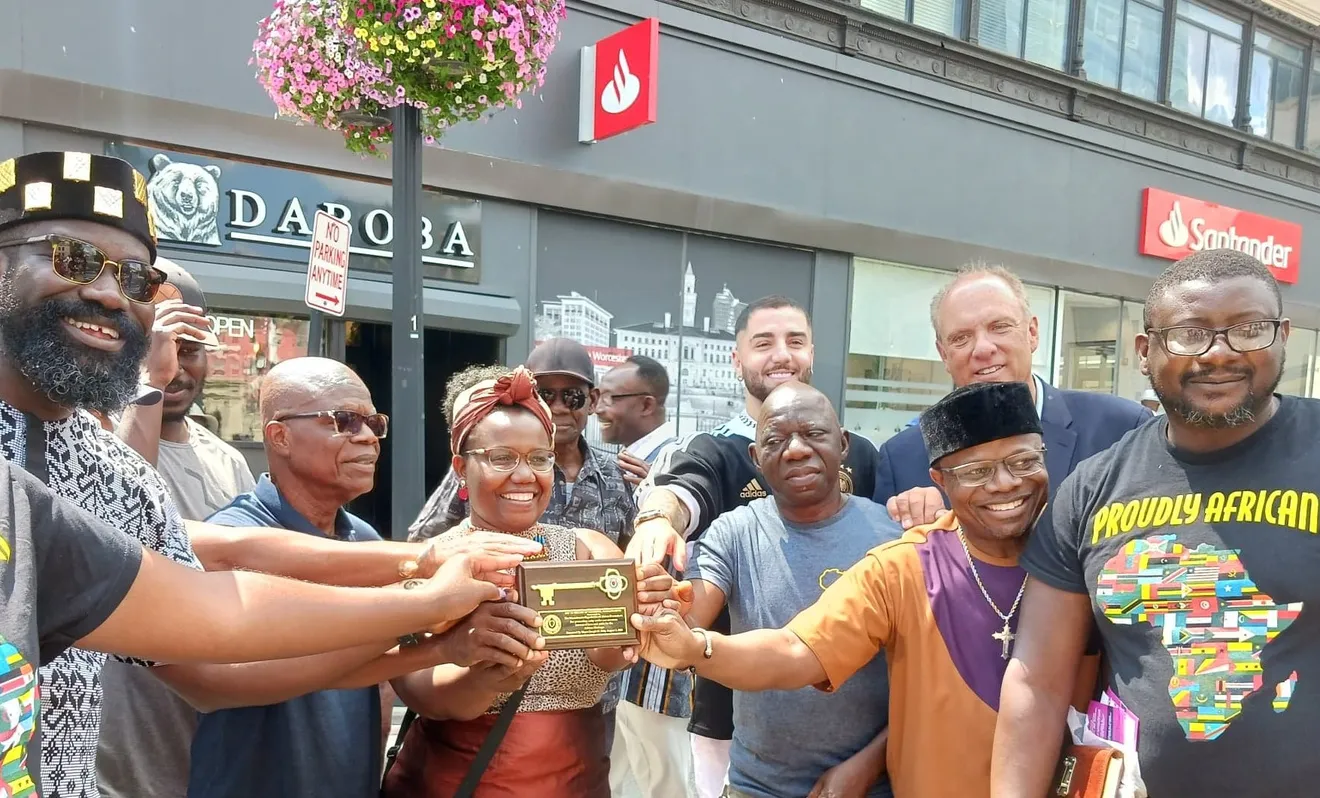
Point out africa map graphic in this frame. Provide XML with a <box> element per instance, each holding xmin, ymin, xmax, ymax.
<box><xmin>1096</xmin><ymin>535</ymin><xmax>1302</xmax><ymax>741</ymax></box>
<box><xmin>0</xmin><ymin>637</ymin><xmax>36</xmax><ymax>796</ymax></box>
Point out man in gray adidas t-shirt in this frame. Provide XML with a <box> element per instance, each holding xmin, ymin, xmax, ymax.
<box><xmin>683</xmin><ymin>382</ymin><xmax>898</xmax><ymax>798</ymax></box>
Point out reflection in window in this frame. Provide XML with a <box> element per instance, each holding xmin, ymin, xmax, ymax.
<box><xmin>845</xmin><ymin>260</ymin><xmax>1055</xmax><ymax>444</ymax></box>
<box><xmin>860</xmin><ymin>0</ymin><xmax>962</xmax><ymax>37</ymax></box>
<box><xmin>1054</xmin><ymin>292</ymin><xmax>1121</xmax><ymax>394</ymax></box>
<box><xmin>1083</xmin><ymin>0</ymin><xmax>1163</xmax><ymax>101</ymax></box>
<box><xmin>1281</xmin><ymin>326</ymin><xmax>1316</xmax><ymax>398</ymax></box>
<box><xmin>1169</xmin><ymin>1</ymin><xmax>1242</xmax><ymax>126</ymax></box>
<box><xmin>200</xmin><ymin>312</ymin><xmax>311</xmax><ymax>442</ymax></box>
<box><xmin>978</xmin><ymin>0</ymin><xmax>1070</xmax><ymax>70</ymax></box>
<box><xmin>1249</xmin><ymin>33</ymin><xmax>1304</xmax><ymax>145</ymax></box>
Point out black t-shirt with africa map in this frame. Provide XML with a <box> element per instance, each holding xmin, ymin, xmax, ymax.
<box><xmin>1023</xmin><ymin>394</ymin><xmax>1320</xmax><ymax>797</ymax></box>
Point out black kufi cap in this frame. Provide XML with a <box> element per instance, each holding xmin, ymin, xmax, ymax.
<box><xmin>0</xmin><ymin>152</ymin><xmax>158</xmax><ymax>261</ymax></box>
<box><xmin>921</xmin><ymin>381</ymin><xmax>1041</xmax><ymax>466</ymax></box>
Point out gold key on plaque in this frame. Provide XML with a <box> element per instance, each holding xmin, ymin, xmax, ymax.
<box><xmin>532</xmin><ymin>568</ymin><xmax>629</xmax><ymax>606</ymax></box>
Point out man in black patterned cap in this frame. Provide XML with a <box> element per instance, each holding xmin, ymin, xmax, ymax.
<box><xmin>0</xmin><ymin>150</ymin><xmax>203</xmax><ymax>797</ymax></box>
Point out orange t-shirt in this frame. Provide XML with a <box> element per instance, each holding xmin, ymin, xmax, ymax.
<box><xmin>787</xmin><ymin>511</ymin><xmax>1031</xmax><ymax>798</ymax></box>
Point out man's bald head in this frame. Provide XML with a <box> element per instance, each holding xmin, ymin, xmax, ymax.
<box><xmin>758</xmin><ymin>381</ymin><xmax>838</xmax><ymax>431</ymax></box>
<box><xmin>260</xmin><ymin>357</ymin><xmax>367</xmax><ymax>423</ymax></box>
<box><xmin>752</xmin><ymin>381</ymin><xmax>848</xmax><ymax>515</ymax></box>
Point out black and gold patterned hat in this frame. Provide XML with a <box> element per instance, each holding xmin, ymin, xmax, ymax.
<box><xmin>0</xmin><ymin>151</ymin><xmax>158</xmax><ymax>261</ymax></box>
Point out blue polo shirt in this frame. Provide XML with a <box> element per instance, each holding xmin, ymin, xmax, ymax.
<box><xmin>186</xmin><ymin>474</ymin><xmax>383</xmax><ymax>798</ymax></box>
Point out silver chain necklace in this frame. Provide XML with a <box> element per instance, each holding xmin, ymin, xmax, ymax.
<box><xmin>955</xmin><ymin>527</ymin><xmax>1028</xmax><ymax>660</ymax></box>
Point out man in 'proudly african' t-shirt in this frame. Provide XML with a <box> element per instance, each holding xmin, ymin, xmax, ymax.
<box><xmin>632</xmin><ymin>381</ymin><xmax>1095</xmax><ymax>797</ymax></box>
<box><xmin>996</xmin><ymin>249</ymin><xmax>1320</xmax><ymax>797</ymax></box>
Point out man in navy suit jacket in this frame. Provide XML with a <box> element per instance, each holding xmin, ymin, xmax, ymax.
<box><xmin>874</xmin><ymin>265</ymin><xmax>1151</xmax><ymax>529</ymax></box>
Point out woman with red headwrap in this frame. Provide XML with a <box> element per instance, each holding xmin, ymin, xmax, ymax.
<box><xmin>383</xmin><ymin>366</ymin><xmax>674</xmax><ymax>798</ymax></box>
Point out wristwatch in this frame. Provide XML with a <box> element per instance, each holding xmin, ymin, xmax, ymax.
<box><xmin>634</xmin><ymin>508</ymin><xmax>670</xmax><ymax>528</ymax></box>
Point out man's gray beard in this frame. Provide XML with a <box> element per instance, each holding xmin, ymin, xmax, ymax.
<box><xmin>0</xmin><ymin>271</ymin><xmax>149</xmax><ymax>413</ymax></box>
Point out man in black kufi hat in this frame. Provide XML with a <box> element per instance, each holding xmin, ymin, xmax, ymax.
<box><xmin>629</xmin><ymin>381</ymin><xmax>1096</xmax><ymax>795</ymax></box>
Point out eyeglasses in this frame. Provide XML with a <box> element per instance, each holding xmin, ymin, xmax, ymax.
<box><xmin>597</xmin><ymin>392</ymin><xmax>651</xmax><ymax>407</ymax></box>
<box><xmin>464</xmin><ymin>447</ymin><xmax>556</xmax><ymax>473</ymax></box>
<box><xmin>0</xmin><ymin>234</ymin><xmax>167</xmax><ymax>304</ymax></box>
<box><xmin>1147</xmin><ymin>320</ymin><xmax>1283</xmax><ymax>357</ymax></box>
<box><xmin>275</xmin><ymin>410</ymin><xmax>389</xmax><ymax>438</ymax></box>
<box><xmin>538</xmin><ymin>387</ymin><xmax>588</xmax><ymax>411</ymax></box>
<box><xmin>938</xmin><ymin>447</ymin><xmax>1047</xmax><ymax>488</ymax></box>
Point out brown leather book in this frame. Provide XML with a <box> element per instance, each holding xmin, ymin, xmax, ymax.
<box><xmin>1051</xmin><ymin>744</ymin><xmax>1123</xmax><ymax>798</ymax></box>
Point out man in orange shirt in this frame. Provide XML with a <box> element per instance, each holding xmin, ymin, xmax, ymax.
<box><xmin>632</xmin><ymin>381</ymin><xmax>1056</xmax><ymax>797</ymax></box>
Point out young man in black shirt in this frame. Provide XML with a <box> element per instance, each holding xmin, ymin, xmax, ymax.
<box><xmin>628</xmin><ymin>295</ymin><xmax>878</xmax><ymax>796</ymax></box>
<box><xmin>995</xmin><ymin>250</ymin><xmax>1320</xmax><ymax>797</ymax></box>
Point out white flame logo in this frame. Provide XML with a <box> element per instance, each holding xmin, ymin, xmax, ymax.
<box><xmin>600</xmin><ymin>50</ymin><xmax>641</xmax><ymax>115</ymax></box>
<box><xmin>1158</xmin><ymin>201</ymin><xmax>1190</xmax><ymax>248</ymax></box>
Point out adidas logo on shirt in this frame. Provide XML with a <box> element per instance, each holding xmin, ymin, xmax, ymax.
<box><xmin>740</xmin><ymin>479</ymin><xmax>767</xmax><ymax>499</ymax></box>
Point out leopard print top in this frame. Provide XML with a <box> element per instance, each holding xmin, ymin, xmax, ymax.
<box><xmin>444</xmin><ymin>521</ymin><xmax>611</xmax><ymax>714</ymax></box>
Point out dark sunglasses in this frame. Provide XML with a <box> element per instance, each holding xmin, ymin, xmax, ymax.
<box><xmin>0</xmin><ymin>234</ymin><xmax>167</xmax><ymax>304</ymax></box>
<box><xmin>538</xmin><ymin>386</ymin><xmax>588</xmax><ymax>411</ymax></box>
<box><xmin>275</xmin><ymin>410</ymin><xmax>389</xmax><ymax>439</ymax></box>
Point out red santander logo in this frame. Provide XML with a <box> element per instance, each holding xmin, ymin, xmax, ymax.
<box><xmin>1139</xmin><ymin>188</ymin><xmax>1302</xmax><ymax>285</ymax></box>
<box><xmin>578</xmin><ymin>18</ymin><xmax>659</xmax><ymax>144</ymax></box>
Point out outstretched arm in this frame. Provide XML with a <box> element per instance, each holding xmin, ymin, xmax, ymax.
<box><xmin>632</xmin><ymin>611</ymin><xmax>827</xmax><ymax>692</ymax></box>
<box><xmin>187</xmin><ymin>520</ymin><xmax>541</xmax><ymax>587</ymax></box>
<box><xmin>78</xmin><ymin>547</ymin><xmax>519</xmax><ymax>665</ymax></box>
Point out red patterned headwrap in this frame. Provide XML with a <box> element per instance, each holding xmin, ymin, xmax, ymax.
<box><xmin>450</xmin><ymin>366</ymin><xmax>555</xmax><ymax>454</ymax></box>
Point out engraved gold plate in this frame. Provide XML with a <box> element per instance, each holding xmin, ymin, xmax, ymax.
<box><xmin>63</xmin><ymin>152</ymin><xmax>92</xmax><ymax>182</ymax></box>
<box><xmin>516</xmin><ymin>559</ymin><xmax>639</xmax><ymax>650</ymax></box>
<box><xmin>93</xmin><ymin>186</ymin><xmax>124</xmax><ymax>218</ymax></box>
<box><xmin>0</xmin><ymin>160</ymin><xmax>15</xmax><ymax>194</ymax></box>
<box><xmin>23</xmin><ymin>182</ymin><xmax>52</xmax><ymax>211</ymax></box>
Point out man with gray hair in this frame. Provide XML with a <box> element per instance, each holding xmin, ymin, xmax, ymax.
<box><xmin>872</xmin><ymin>263</ymin><xmax>1150</xmax><ymax>530</ymax></box>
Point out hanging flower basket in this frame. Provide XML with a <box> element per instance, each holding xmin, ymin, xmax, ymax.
<box><xmin>252</xmin><ymin>0</ymin><xmax>567</xmax><ymax>155</ymax></box>
<box><xmin>251</xmin><ymin>0</ymin><xmax>395</xmax><ymax>155</ymax></box>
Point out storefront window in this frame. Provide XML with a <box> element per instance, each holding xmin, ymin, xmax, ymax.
<box><xmin>1169</xmin><ymin>0</ymin><xmax>1242</xmax><ymax>126</ymax></box>
<box><xmin>978</xmin><ymin>0</ymin><xmax>1070</xmax><ymax>70</ymax></box>
<box><xmin>1114</xmin><ymin>300</ymin><xmax>1147</xmax><ymax>403</ymax></box>
<box><xmin>860</xmin><ymin>0</ymin><xmax>962</xmax><ymax>37</ymax></box>
<box><xmin>1054</xmin><ymin>291</ymin><xmax>1121</xmax><ymax>394</ymax></box>
<box><xmin>1083</xmin><ymin>0</ymin><xmax>1163</xmax><ymax>101</ymax></box>
<box><xmin>1248</xmin><ymin>32</ymin><xmax>1304</xmax><ymax>146</ymax></box>
<box><xmin>845</xmin><ymin>260</ymin><xmax>1056</xmax><ymax>444</ymax></box>
<box><xmin>1280</xmin><ymin>326</ymin><xmax>1316</xmax><ymax>398</ymax></box>
<box><xmin>1308</xmin><ymin>62</ymin><xmax>1320</xmax><ymax>154</ymax></box>
<box><xmin>199</xmin><ymin>312</ymin><xmax>312</xmax><ymax>442</ymax></box>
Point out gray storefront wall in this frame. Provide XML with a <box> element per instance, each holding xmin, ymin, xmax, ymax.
<box><xmin>2</xmin><ymin>0</ymin><xmax>1320</xmax><ymax>412</ymax></box>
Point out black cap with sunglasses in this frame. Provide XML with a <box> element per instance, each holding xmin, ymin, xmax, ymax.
<box><xmin>525</xmin><ymin>338</ymin><xmax>597</xmax><ymax>411</ymax></box>
<box><xmin>0</xmin><ymin>152</ymin><xmax>167</xmax><ymax>304</ymax></box>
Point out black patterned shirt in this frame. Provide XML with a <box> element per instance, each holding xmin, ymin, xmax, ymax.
<box><xmin>0</xmin><ymin>402</ymin><xmax>200</xmax><ymax>798</ymax></box>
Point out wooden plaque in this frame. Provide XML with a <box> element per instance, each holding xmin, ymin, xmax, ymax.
<box><xmin>515</xmin><ymin>558</ymin><xmax>640</xmax><ymax>650</ymax></box>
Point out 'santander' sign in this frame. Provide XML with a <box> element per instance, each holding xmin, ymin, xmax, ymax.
<box><xmin>109</xmin><ymin>143</ymin><xmax>482</xmax><ymax>284</ymax></box>
<box><xmin>1140</xmin><ymin>188</ymin><xmax>1302</xmax><ymax>285</ymax></box>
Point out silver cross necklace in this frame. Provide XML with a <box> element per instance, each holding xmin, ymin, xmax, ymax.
<box><xmin>955</xmin><ymin>527</ymin><xmax>1028</xmax><ymax>660</ymax></box>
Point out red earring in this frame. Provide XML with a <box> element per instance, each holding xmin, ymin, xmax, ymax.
<box><xmin>458</xmin><ymin>479</ymin><xmax>468</xmax><ymax>502</ymax></box>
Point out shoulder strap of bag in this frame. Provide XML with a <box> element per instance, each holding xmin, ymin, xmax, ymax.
<box><xmin>379</xmin><ymin>685</ymin><xmax>528</xmax><ymax>797</ymax></box>
<box><xmin>381</xmin><ymin>707</ymin><xmax>418</xmax><ymax>784</ymax></box>
<box><xmin>453</xmin><ymin>686</ymin><xmax>528</xmax><ymax>798</ymax></box>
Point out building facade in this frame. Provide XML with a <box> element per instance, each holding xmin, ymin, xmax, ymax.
<box><xmin>4</xmin><ymin>0</ymin><xmax>1320</xmax><ymax>532</ymax></box>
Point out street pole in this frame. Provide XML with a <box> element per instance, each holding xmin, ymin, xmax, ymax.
<box><xmin>307</xmin><ymin>310</ymin><xmax>324</xmax><ymax>356</ymax></box>
<box><xmin>391</xmin><ymin>104</ymin><xmax>426</xmax><ymax>540</ymax></box>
